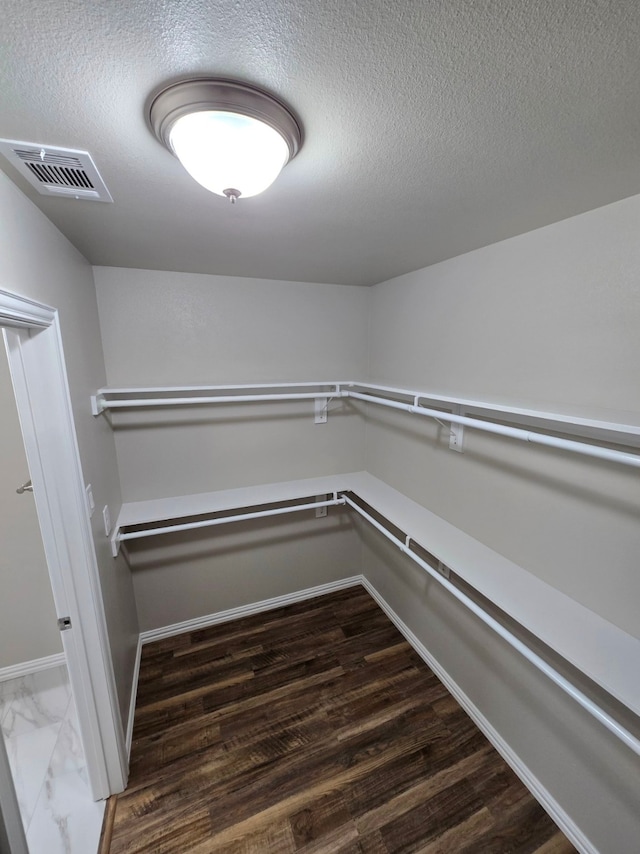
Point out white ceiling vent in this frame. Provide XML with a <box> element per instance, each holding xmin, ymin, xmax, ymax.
<box><xmin>0</xmin><ymin>139</ymin><xmax>113</xmax><ymax>202</ymax></box>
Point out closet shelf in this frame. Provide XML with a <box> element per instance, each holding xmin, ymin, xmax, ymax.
<box><xmin>112</xmin><ymin>471</ymin><xmax>640</xmax><ymax>754</ymax></box>
<box><xmin>113</xmin><ymin>473</ymin><xmax>354</xmax><ymax>542</ymax></box>
<box><xmin>92</xmin><ymin>381</ymin><xmax>640</xmax><ymax>468</ymax></box>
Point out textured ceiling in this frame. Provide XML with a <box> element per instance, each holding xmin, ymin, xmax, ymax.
<box><xmin>1</xmin><ymin>0</ymin><xmax>639</xmax><ymax>286</ymax></box>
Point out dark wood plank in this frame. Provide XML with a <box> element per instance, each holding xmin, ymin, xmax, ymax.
<box><xmin>108</xmin><ymin>585</ymin><xmax>577</xmax><ymax>854</ymax></box>
<box><xmin>98</xmin><ymin>795</ymin><xmax>117</xmax><ymax>854</ymax></box>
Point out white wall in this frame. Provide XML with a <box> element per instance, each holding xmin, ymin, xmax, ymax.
<box><xmin>94</xmin><ymin>267</ymin><xmax>368</xmax><ymax>499</ymax></box>
<box><xmin>93</xmin><ymin>268</ymin><xmax>367</xmax><ymax>388</ymax></box>
<box><xmin>364</xmin><ymin>194</ymin><xmax>640</xmax><ymax>853</ymax></box>
<box><xmin>0</xmin><ymin>172</ymin><xmax>139</xmax><ymax>727</ymax></box>
<box><xmin>367</xmin><ymin>193</ymin><xmax>639</xmax><ymax>411</ymax></box>
<box><xmin>367</xmin><ymin>194</ymin><xmax>640</xmax><ymax>636</ymax></box>
<box><xmin>93</xmin><ymin>267</ymin><xmax>368</xmax><ymax>627</ymax></box>
<box><xmin>0</xmin><ymin>348</ymin><xmax>60</xmax><ymax>667</ymax></box>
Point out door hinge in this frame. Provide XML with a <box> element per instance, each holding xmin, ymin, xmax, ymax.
<box><xmin>57</xmin><ymin>616</ymin><xmax>72</xmax><ymax>631</ymax></box>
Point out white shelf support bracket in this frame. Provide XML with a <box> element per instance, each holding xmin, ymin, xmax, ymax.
<box><xmin>314</xmin><ymin>397</ymin><xmax>328</xmax><ymax>424</ymax></box>
<box><xmin>91</xmin><ymin>394</ymin><xmax>106</xmax><ymax>416</ymax></box>
<box><xmin>110</xmin><ymin>528</ymin><xmax>121</xmax><ymax>558</ymax></box>
<box><xmin>449</xmin><ymin>405</ymin><xmax>465</xmax><ymax>453</ymax></box>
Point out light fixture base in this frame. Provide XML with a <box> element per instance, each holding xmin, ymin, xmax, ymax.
<box><xmin>223</xmin><ymin>188</ymin><xmax>241</xmax><ymax>204</ymax></box>
<box><xmin>149</xmin><ymin>78</ymin><xmax>303</xmax><ymax>162</ymax></box>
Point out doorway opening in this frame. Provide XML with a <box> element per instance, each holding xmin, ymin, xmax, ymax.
<box><xmin>0</xmin><ymin>339</ymin><xmax>105</xmax><ymax>850</ymax></box>
<box><xmin>0</xmin><ymin>289</ymin><xmax>127</xmax><ymax>852</ymax></box>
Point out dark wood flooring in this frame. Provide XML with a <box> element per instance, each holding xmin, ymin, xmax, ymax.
<box><xmin>108</xmin><ymin>586</ymin><xmax>577</xmax><ymax>853</ymax></box>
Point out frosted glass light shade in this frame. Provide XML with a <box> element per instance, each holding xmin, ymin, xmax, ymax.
<box><xmin>169</xmin><ymin>111</ymin><xmax>290</xmax><ymax>199</ymax></box>
<box><xmin>150</xmin><ymin>79</ymin><xmax>302</xmax><ymax>202</ymax></box>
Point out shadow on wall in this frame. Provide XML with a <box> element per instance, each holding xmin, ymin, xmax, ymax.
<box><xmin>123</xmin><ymin>509</ymin><xmax>356</xmax><ymax>571</ymax></box>
<box><xmin>364</xmin><ymin>405</ymin><xmax>640</xmax><ymax>521</ymax></box>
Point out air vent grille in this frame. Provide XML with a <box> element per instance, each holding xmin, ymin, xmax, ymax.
<box><xmin>25</xmin><ymin>161</ymin><xmax>95</xmax><ymax>190</ymax></box>
<box><xmin>0</xmin><ymin>139</ymin><xmax>113</xmax><ymax>202</ymax></box>
<box><xmin>14</xmin><ymin>148</ymin><xmax>84</xmax><ymax>168</ymax></box>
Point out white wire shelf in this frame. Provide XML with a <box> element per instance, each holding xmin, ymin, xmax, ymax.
<box><xmin>92</xmin><ymin>380</ymin><xmax>640</xmax><ymax>469</ymax></box>
<box><xmin>111</xmin><ymin>471</ymin><xmax>640</xmax><ymax>757</ymax></box>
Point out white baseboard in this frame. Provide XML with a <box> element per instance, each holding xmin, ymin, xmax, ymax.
<box><xmin>125</xmin><ymin>636</ymin><xmax>143</xmax><ymax>757</ymax></box>
<box><xmin>360</xmin><ymin>577</ymin><xmax>597</xmax><ymax>854</ymax></box>
<box><xmin>126</xmin><ymin>576</ymin><xmax>363</xmax><ymax>757</ymax></box>
<box><xmin>138</xmin><ymin>576</ymin><xmax>363</xmax><ymax>645</ymax></box>
<box><xmin>0</xmin><ymin>652</ymin><xmax>66</xmax><ymax>683</ymax></box>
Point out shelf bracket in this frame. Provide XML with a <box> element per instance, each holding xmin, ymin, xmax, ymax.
<box><xmin>110</xmin><ymin>528</ymin><xmax>121</xmax><ymax>558</ymax></box>
<box><xmin>315</xmin><ymin>494</ymin><xmax>328</xmax><ymax>517</ymax></box>
<box><xmin>314</xmin><ymin>397</ymin><xmax>328</xmax><ymax>424</ymax></box>
<box><xmin>91</xmin><ymin>394</ymin><xmax>106</xmax><ymax>416</ymax></box>
<box><xmin>449</xmin><ymin>405</ymin><xmax>465</xmax><ymax>453</ymax></box>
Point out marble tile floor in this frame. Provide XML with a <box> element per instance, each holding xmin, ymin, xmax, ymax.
<box><xmin>1</xmin><ymin>664</ymin><xmax>105</xmax><ymax>853</ymax></box>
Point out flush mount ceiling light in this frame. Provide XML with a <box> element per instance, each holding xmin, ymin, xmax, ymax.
<box><xmin>149</xmin><ymin>78</ymin><xmax>303</xmax><ymax>203</ymax></box>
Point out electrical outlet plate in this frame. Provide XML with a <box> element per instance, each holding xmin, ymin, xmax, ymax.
<box><xmin>102</xmin><ymin>505</ymin><xmax>111</xmax><ymax>536</ymax></box>
<box><xmin>85</xmin><ymin>483</ymin><xmax>95</xmax><ymax>516</ymax></box>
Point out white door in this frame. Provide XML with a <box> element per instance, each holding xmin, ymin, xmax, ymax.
<box><xmin>0</xmin><ymin>339</ymin><xmax>64</xmax><ymax>850</ymax></box>
<box><xmin>0</xmin><ymin>289</ymin><xmax>127</xmax><ymax>852</ymax></box>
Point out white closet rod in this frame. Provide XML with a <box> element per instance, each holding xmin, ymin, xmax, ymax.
<box><xmin>102</xmin><ymin>381</ymin><xmax>345</xmax><ymax>393</ymax></box>
<box><xmin>93</xmin><ymin>381</ymin><xmax>640</xmax><ymax>468</ymax></box>
<box><xmin>103</xmin><ymin>391</ymin><xmax>347</xmax><ymax>409</ymax></box>
<box><xmin>117</xmin><ymin>495</ymin><xmax>346</xmax><ymax>546</ymax></box>
<box><xmin>341</xmin><ymin>494</ymin><xmax>640</xmax><ymax>758</ymax></box>
<box><xmin>348</xmin><ymin>391</ymin><xmax>640</xmax><ymax>469</ymax></box>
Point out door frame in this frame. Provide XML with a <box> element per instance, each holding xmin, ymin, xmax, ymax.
<box><xmin>0</xmin><ymin>734</ymin><xmax>28</xmax><ymax>854</ymax></box>
<box><xmin>0</xmin><ymin>288</ymin><xmax>127</xmax><ymax>814</ymax></box>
